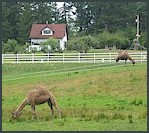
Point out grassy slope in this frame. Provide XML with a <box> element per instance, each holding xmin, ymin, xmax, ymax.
<box><xmin>2</xmin><ymin>63</ymin><xmax>147</xmax><ymax>131</ymax></box>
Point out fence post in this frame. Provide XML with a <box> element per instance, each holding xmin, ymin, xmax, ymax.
<box><xmin>2</xmin><ymin>54</ymin><xmax>3</xmax><ymax>64</ymax></box>
<box><xmin>78</xmin><ymin>53</ymin><xmax>80</xmax><ymax>63</ymax></box>
<box><xmin>63</xmin><ymin>52</ymin><xmax>65</xmax><ymax>63</ymax></box>
<box><xmin>141</xmin><ymin>52</ymin><xmax>142</xmax><ymax>62</ymax></box>
<box><xmin>109</xmin><ymin>52</ymin><xmax>111</xmax><ymax>62</ymax></box>
<box><xmin>17</xmin><ymin>53</ymin><xmax>19</xmax><ymax>63</ymax></box>
<box><xmin>94</xmin><ymin>52</ymin><xmax>95</xmax><ymax>63</ymax></box>
<box><xmin>102</xmin><ymin>58</ymin><xmax>104</xmax><ymax>63</ymax></box>
<box><xmin>32</xmin><ymin>53</ymin><xmax>34</xmax><ymax>63</ymax></box>
<box><xmin>48</xmin><ymin>53</ymin><xmax>49</xmax><ymax>63</ymax></box>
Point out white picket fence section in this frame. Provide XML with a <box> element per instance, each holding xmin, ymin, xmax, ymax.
<box><xmin>2</xmin><ymin>52</ymin><xmax>147</xmax><ymax>64</ymax></box>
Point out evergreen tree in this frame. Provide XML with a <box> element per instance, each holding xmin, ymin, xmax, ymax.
<box><xmin>2</xmin><ymin>2</ymin><xmax>147</xmax><ymax>48</ymax></box>
<box><xmin>31</xmin><ymin>2</ymin><xmax>53</xmax><ymax>24</ymax></box>
<box><xmin>2</xmin><ymin>2</ymin><xmax>21</xmax><ymax>42</ymax></box>
<box><xmin>17</xmin><ymin>2</ymin><xmax>34</xmax><ymax>44</ymax></box>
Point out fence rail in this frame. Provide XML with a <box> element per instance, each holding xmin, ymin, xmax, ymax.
<box><xmin>2</xmin><ymin>52</ymin><xmax>147</xmax><ymax>64</ymax></box>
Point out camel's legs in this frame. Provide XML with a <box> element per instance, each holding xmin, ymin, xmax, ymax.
<box><xmin>55</xmin><ymin>104</ymin><xmax>61</xmax><ymax>119</ymax></box>
<box><xmin>48</xmin><ymin>98</ymin><xmax>61</xmax><ymax>118</ymax></box>
<box><xmin>31</xmin><ymin>105</ymin><xmax>37</xmax><ymax>120</ymax></box>
<box><xmin>125</xmin><ymin>60</ymin><xmax>127</xmax><ymax>66</ymax></box>
<box><xmin>47</xmin><ymin>98</ymin><xmax>54</xmax><ymax>116</ymax></box>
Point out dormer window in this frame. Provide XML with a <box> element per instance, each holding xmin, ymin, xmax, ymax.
<box><xmin>44</xmin><ymin>30</ymin><xmax>51</xmax><ymax>34</ymax></box>
<box><xmin>42</xmin><ymin>27</ymin><xmax>53</xmax><ymax>35</ymax></box>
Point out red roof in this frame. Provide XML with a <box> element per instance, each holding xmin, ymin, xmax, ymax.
<box><xmin>29</xmin><ymin>24</ymin><xmax>67</xmax><ymax>39</ymax></box>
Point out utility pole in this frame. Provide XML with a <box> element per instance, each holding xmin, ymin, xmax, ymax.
<box><xmin>135</xmin><ymin>15</ymin><xmax>140</xmax><ymax>42</ymax></box>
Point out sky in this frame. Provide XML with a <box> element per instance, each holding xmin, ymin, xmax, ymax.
<box><xmin>56</xmin><ymin>2</ymin><xmax>64</xmax><ymax>8</ymax></box>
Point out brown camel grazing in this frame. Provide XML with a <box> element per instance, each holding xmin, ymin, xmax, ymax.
<box><xmin>115</xmin><ymin>50</ymin><xmax>135</xmax><ymax>66</ymax></box>
<box><xmin>12</xmin><ymin>85</ymin><xmax>61</xmax><ymax>120</ymax></box>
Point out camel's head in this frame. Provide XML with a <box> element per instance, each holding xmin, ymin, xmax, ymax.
<box><xmin>116</xmin><ymin>57</ymin><xmax>119</xmax><ymax>62</ymax></box>
<box><xmin>12</xmin><ymin>112</ymin><xmax>22</xmax><ymax>119</ymax></box>
<box><xmin>132</xmin><ymin>60</ymin><xmax>135</xmax><ymax>66</ymax></box>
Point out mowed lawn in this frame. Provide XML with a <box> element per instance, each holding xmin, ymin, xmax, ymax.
<box><xmin>2</xmin><ymin>62</ymin><xmax>147</xmax><ymax>131</ymax></box>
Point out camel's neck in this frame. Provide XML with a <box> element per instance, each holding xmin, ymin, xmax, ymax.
<box><xmin>128</xmin><ymin>55</ymin><xmax>133</xmax><ymax>61</ymax></box>
<box><xmin>14</xmin><ymin>99</ymin><xmax>27</xmax><ymax>114</ymax></box>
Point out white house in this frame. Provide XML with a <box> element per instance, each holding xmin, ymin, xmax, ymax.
<box><xmin>29</xmin><ymin>24</ymin><xmax>68</xmax><ymax>51</ymax></box>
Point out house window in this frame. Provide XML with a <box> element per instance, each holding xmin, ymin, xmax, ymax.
<box><xmin>43</xmin><ymin>30</ymin><xmax>51</xmax><ymax>35</ymax></box>
<box><xmin>32</xmin><ymin>42</ymin><xmax>40</xmax><ymax>45</ymax></box>
<box><xmin>42</xmin><ymin>27</ymin><xmax>53</xmax><ymax>35</ymax></box>
<box><xmin>34</xmin><ymin>43</ymin><xmax>40</xmax><ymax>45</ymax></box>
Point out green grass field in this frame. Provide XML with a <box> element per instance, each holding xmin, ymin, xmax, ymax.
<box><xmin>2</xmin><ymin>62</ymin><xmax>147</xmax><ymax>131</ymax></box>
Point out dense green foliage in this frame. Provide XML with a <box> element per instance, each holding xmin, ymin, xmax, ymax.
<box><xmin>67</xmin><ymin>35</ymin><xmax>98</xmax><ymax>52</ymax></box>
<box><xmin>2</xmin><ymin>2</ymin><xmax>147</xmax><ymax>53</ymax></box>
<box><xmin>41</xmin><ymin>38</ymin><xmax>59</xmax><ymax>53</ymax></box>
<box><xmin>2</xmin><ymin>63</ymin><xmax>147</xmax><ymax>131</ymax></box>
<box><xmin>2</xmin><ymin>39</ymin><xmax>26</xmax><ymax>54</ymax></box>
<box><xmin>73</xmin><ymin>2</ymin><xmax>147</xmax><ymax>33</ymax></box>
<box><xmin>67</xmin><ymin>32</ymin><xmax>130</xmax><ymax>52</ymax></box>
<box><xmin>99</xmin><ymin>31</ymin><xmax>130</xmax><ymax>49</ymax></box>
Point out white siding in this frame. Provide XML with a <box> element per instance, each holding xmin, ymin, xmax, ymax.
<box><xmin>30</xmin><ymin>29</ymin><xmax>68</xmax><ymax>51</ymax></box>
<box><xmin>31</xmin><ymin>38</ymin><xmax>49</xmax><ymax>45</ymax></box>
<box><xmin>30</xmin><ymin>39</ymin><xmax>49</xmax><ymax>52</ymax></box>
<box><xmin>59</xmin><ymin>30</ymin><xmax>67</xmax><ymax>50</ymax></box>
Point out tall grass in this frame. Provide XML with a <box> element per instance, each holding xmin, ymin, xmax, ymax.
<box><xmin>2</xmin><ymin>63</ymin><xmax>147</xmax><ymax>131</ymax></box>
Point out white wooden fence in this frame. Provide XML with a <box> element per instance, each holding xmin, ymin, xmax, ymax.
<box><xmin>2</xmin><ymin>52</ymin><xmax>147</xmax><ymax>64</ymax></box>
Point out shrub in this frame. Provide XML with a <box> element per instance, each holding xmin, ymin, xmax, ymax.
<box><xmin>40</xmin><ymin>45</ymin><xmax>50</xmax><ymax>53</ymax></box>
<box><xmin>96</xmin><ymin>31</ymin><xmax>130</xmax><ymax>49</ymax></box>
<box><xmin>67</xmin><ymin>35</ymin><xmax>98</xmax><ymax>53</ymax></box>
<box><xmin>30</xmin><ymin>47</ymin><xmax>37</xmax><ymax>53</ymax></box>
<box><xmin>2</xmin><ymin>39</ymin><xmax>20</xmax><ymax>53</ymax></box>
<box><xmin>139</xmin><ymin>32</ymin><xmax>147</xmax><ymax>48</ymax></box>
<box><xmin>2</xmin><ymin>39</ymin><xmax>29</xmax><ymax>53</ymax></box>
<box><xmin>41</xmin><ymin>37</ymin><xmax>59</xmax><ymax>53</ymax></box>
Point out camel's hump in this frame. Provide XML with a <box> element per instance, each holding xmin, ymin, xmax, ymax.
<box><xmin>26</xmin><ymin>85</ymin><xmax>50</xmax><ymax>97</ymax></box>
<box><xmin>35</xmin><ymin>85</ymin><xmax>46</xmax><ymax>90</ymax></box>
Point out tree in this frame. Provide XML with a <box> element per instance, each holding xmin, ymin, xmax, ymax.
<box><xmin>96</xmin><ymin>31</ymin><xmax>130</xmax><ymax>49</ymax></box>
<box><xmin>2</xmin><ymin>39</ymin><xmax>21</xmax><ymax>53</ymax></box>
<box><xmin>67</xmin><ymin>35</ymin><xmax>97</xmax><ymax>53</ymax></box>
<box><xmin>2</xmin><ymin>2</ymin><xmax>21</xmax><ymax>42</ymax></box>
<box><xmin>31</xmin><ymin>2</ymin><xmax>53</xmax><ymax>24</ymax></box>
<box><xmin>50</xmin><ymin>2</ymin><xmax>61</xmax><ymax>23</ymax></box>
<box><xmin>73</xmin><ymin>2</ymin><xmax>94</xmax><ymax>34</ymax></box>
<box><xmin>2</xmin><ymin>1</ymin><xmax>147</xmax><ymax>51</ymax></box>
<box><xmin>73</xmin><ymin>2</ymin><xmax>147</xmax><ymax>34</ymax></box>
<box><xmin>17</xmin><ymin>2</ymin><xmax>34</xmax><ymax>45</ymax></box>
<box><xmin>41</xmin><ymin>38</ymin><xmax>59</xmax><ymax>53</ymax></box>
